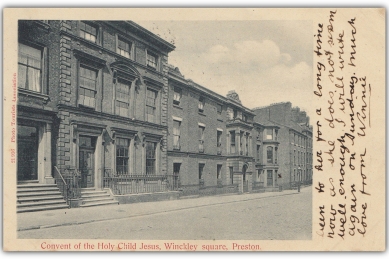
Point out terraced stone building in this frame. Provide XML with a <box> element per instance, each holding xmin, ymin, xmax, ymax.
<box><xmin>16</xmin><ymin>20</ymin><xmax>312</xmax><ymax>212</ymax></box>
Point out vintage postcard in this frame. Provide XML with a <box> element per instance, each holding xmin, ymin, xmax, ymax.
<box><xmin>3</xmin><ymin>8</ymin><xmax>386</xmax><ymax>251</ymax></box>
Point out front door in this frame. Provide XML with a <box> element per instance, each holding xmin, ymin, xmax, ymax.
<box><xmin>17</xmin><ymin>125</ymin><xmax>38</xmax><ymax>182</ymax></box>
<box><xmin>173</xmin><ymin>163</ymin><xmax>181</xmax><ymax>189</ymax></box>
<box><xmin>79</xmin><ymin>136</ymin><xmax>95</xmax><ymax>188</ymax></box>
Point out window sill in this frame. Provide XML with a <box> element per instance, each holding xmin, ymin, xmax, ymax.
<box><xmin>116</xmin><ymin>52</ymin><xmax>135</xmax><ymax>62</ymax></box>
<box><xmin>18</xmin><ymin>88</ymin><xmax>50</xmax><ymax>103</ymax></box>
<box><xmin>73</xmin><ymin>35</ymin><xmax>103</xmax><ymax>50</ymax></box>
<box><xmin>173</xmin><ymin>104</ymin><xmax>183</xmax><ymax>110</ymax></box>
<box><xmin>147</xmin><ymin>64</ymin><xmax>158</xmax><ymax>71</ymax></box>
<box><xmin>78</xmin><ymin>104</ymin><xmax>96</xmax><ymax>111</ymax></box>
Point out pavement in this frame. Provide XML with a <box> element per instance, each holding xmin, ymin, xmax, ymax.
<box><xmin>18</xmin><ymin>186</ymin><xmax>311</xmax><ymax>232</ymax></box>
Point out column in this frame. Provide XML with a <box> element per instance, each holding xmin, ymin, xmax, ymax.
<box><xmin>235</xmin><ymin>172</ymin><xmax>243</xmax><ymax>193</ymax></box>
<box><xmin>236</xmin><ymin>130</ymin><xmax>240</xmax><ymax>155</ymax></box>
<box><xmin>248</xmin><ymin>135</ymin><xmax>252</xmax><ymax>157</ymax></box>
<box><xmin>156</xmin><ymin>140</ymin><xmax>161</xmax><ymax>175</ymax></box>
<box><xmin>227</xmin><ymin>133</ymin><xmax>230</xmax><ymax>154</ymax></box>
<box><xmin>130</xmin><ymin>80</ymin><xmax>136</xmax><ymax>119</ymax></box>
<box><xmin>247</xmin><ymin>171</ymin><xmax>253</xmax><ymax>192</ymax></box>
<box><xmin>130</xmin><ymin>138</ymin><xmax>135</xmax><ymax>175</ymax></box>
<box><xmin>44</xmin><ymin>123</ymin><xmax>55</xmax><ymax>184</ymax></box>
<box><xmin>95</xmin><ymin>134</ymin><xmax>103</xmax><ymax>190</ymax></box>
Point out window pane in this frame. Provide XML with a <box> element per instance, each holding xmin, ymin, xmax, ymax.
<box><xmin>79</xmin><ymin>21</ymin><xmax>86</xmax><ymax>30</ymax></box>
<box><xmin>19</xmin><ymin>43</ymin><xmax>41</xmax><ymax>60</ymax></box>
<box><xmin>79</xmin><ymin>66</ymin><xmax>97</xmax><ymax>106</ymax></box>
<box><xmin>90</xmin><ymin>25</ymin><xmax>96</xmax><ymax>35</ymax></box>
<box><xmin>146</xmin><ymin>142</ymin><xmax>156</xmax><ymax>175</ymax></box>
<box><xmin>217</xmin><ymin>104</ymin><xmax>222</xmax><ymax>113</ymax></box>
<box><xmin>146</xmin><ymin>89</ymin><xmax>157</xmax><ymax>121</ymax></box>
<box><xmin>116</xmin><ymin>138</ymin><xmax>129</xmax><ymax>174</ymax></box>
<box><xmin>18</xmin><ymin>64</ymin><xmax>27</xmax><ymax>89</ymax></box>
<box><xmin>116</xmin><ymin>81</ymin><xmax>130</xmax><ymax>106</ymax></box>
<box><xmin>18</xmin><ymin>43</ymin><xmax>42</xmax><ymax>92</ymax></box>
<box><xmin>230</xmin><ymin>131</ymin><xmax>235</xmax><ymax>144</ymax></box>
<box><xmin>267</xmin><ymin>146</ymin><xmax>273</xmax><ymax>163</ymax></box>
<box><xmin>147</xmin><ymin>53</ymin><xmax>157</xmax><ymax>68</ymax></box>
<box><xmin>27</xmin><ymin>67</ymin><xmax>41</xmax><ymax>92</ymax></box>
<box><xmin>80</xmin><ymin>22</ymin><xmax>97</xmax><ymax>43</ymax></box>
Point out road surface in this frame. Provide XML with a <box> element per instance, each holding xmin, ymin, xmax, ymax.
<box><xmin>19</xmin><ymin>187</ymin><xmax>311</xmax><ymax>240</ymax></box>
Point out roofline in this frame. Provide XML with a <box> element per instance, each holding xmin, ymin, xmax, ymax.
<box><xmin>188</xmin><ymin>80</ymin><xmax>256</xmax><ymax>115</ymax></box>
<box><xmin>253</xmin><ymin>121</ymin><xmax>279</xmax><ymax>128</ymax></box>
<box><xmin>123</xmin><ymin>21</ymin><xmax>176</xmax><ymax>52</ymax></box>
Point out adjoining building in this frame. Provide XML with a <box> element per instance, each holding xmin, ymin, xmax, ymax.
<box><xmin>168</xmin><ymin>66</ymin><xmax>257</xmax><ymax>196</ymax></box>
<box><xmin>16</xmin><ymin>20</ymin><xmax>312</xmax><ymax>212</ymax></box>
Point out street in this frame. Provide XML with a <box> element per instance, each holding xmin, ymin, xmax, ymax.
<box><xmin>18</xmin><ymin>187</ymin><xmax>311</xmax><ymax>240</ymax></box>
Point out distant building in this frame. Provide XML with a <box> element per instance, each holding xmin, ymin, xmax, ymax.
<box><xmin>252</xmin><ymin>102</ymin><xmax>313</xmax><ymax>190</ymax></box>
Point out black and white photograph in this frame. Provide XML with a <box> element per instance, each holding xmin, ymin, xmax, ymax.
<box><xmin>3</xmin><ymin>8</ymin><xmax>385</xmax><ymax>251</ymax></box>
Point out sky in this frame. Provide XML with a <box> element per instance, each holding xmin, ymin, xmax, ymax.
<box><xmin>136</xmin><ymin>20</ymin><xmax>313</xmax><ymax>119</ymax></box>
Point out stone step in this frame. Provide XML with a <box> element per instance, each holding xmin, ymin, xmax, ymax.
<box><xmin>17</xmin><ymin>199</ymin><xmax>68</xmax><ymax>208</ymax></box>
<box><xmin>17</xmin><ymin>184</ymin><xmax>57</xmax><ymax>188</ymax></box>
<box><xmin>81</xmin><ymin>197</ymin><xmax>116</xmax><ymax>204</ymax></box>
<box><xmin>81</xmin><ymin>188</ymin><xmax>96</xmax><ymax>191</ymax></box>
<box><xmin>80</xmin><ymin>190</ymin><xmax>107</xmax><ymax>195</ymax></box>
<box><xmin>79</xmin><ymin>200</ymin><xmax>119</xmax><ymax>208</ymax></box>
<box><xmin>18</xmin><ymin>195</ymin><xmax>65</xmax><ymax>203</ymax></box>
<box><xmin>17</xmin><ymin>204</ymin><xmax>70</xmax><ymax>213</ymax></box>
<box><xmin>80</xmin><ymin>193</ymin><xmax>110</xmax><ymax>199</ymax></box>
<box><xmin>17</xmin><ymin>191</ymin><xmax>62</xmax><ymax>197</ymax></box>
<box><xmin>17</xmin><ymin>187</ymin><xmax>60</xmax><ymax>193</ymax></box>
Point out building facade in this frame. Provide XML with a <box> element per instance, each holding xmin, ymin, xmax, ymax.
<box><xmin>17</xmin><ymin>20</ymin><xmax>312</xmax><ymax>211</ymax></box>
<box><xmin>17</xmin><ymin>20</ymin><xmax>59</xmax><ymax>184</ymax></box>
<box><xmin>17</xmin><ymin>20</ymin><xmax>175</xmax><ymax>191</ymax></box>
<box><xmin>167</xmin><ymin>66</ymin><xmax>257</xmax><ymax>196</ymax></box>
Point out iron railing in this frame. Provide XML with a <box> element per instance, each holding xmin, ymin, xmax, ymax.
<box><xmin>53</xmin><ymin>166</ymin><xmax>81</xmax><ymax>204</ymax></box>
<box><xmin>103</xmin><ymin>168</ymin><xmax>180</xmax><ymax>195</ymax></box>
